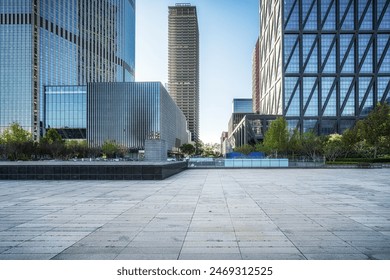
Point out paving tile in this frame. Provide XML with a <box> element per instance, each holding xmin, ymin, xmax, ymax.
<box><xmin>0</xmin><ymin>253</ymin><xmax>57</xmax><ymax>260</ymax></box>
<box><xmin>1</xmin><ymin>169</ymin><xmax>390</xmax><ymax>260</ymax></box>
<box><xmin>180</xmin><ymin>246</ymin><xmax>240</xmax><ymax>254</ymax></box>
<box><xmin>242</xmin><ymin>253</ymin><xmax>306</xmax><ymax>260</ymax></box>
<box><xmin>182</xmin><ymin>241</ymin><xmax>238</xmax><ymax>247</ymax></box>
<box><xmin>51</xmin><ymin>253</ymin><xmax>118</xmax><ymax>260</ymax></box>
<box><xmin>59</xmin><ymin>246</ymin><xmax>123</xmax><ymax>255</ymax></box>
<box><xmin>239</xmin><ymin>246</ymin><xmax>301</xmax><ymax>254</ymax></box>
<box><xmin>297</xmin><ymin>246</ymin><xmax>362</xmax><ymax>254</ymax></box>
<box><xmin>238</xmin><ymin>241</ymin><xmax>295</xmax><ymax>247</ymax></box>
<box><xmin>120</xmin><ymin>246</ymin><xmax>182</xmax><ymax>254</ymax></box>
<box><xmin>305</xmin><ymin>253</ymin><xmax>371</xmax><ymax>260</ymax></box>
<box><xmin>0</xmin><ymin>247</ymin><xmax>11</xmax><ymax>254</ymax></box>
<box><xmin>179</xmin><ymin>253</ymin><xmax>242</xmax><ymax>260</ymax></box>
<box><xmin>184</xmin><ymin>232</ymin><xmax>237</xmax><ymax>242</ymax></box>
<box><xmin>115</xmin><ymin>254</ymin><xmax>179</xmax><ymax>260</ymax></box>
<box><xmin>3</xmin><ymin>246</ymin><xmax>68</xmax><ymax>254</ymax></box>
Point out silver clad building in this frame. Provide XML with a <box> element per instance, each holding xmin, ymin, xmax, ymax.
<box><xmin>87</xmin><ymin>82</ymin><xmax>189</xmax><ymax>153</ymax></box>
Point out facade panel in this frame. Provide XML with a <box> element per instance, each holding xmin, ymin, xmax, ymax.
<box><xmin>44</xmin><ymin>85</ymin><xmax>86</xmax><ymax>139</ymax></box>
<box><xmin>252</xmin><ymin>38</ymin><xmax>260</xmax><ymax>113</ymax></box>
<box><xmin>259</xmin><ymin>0</ymin><xmax>283</xmax><ymax>115</ymax></box>
<box><xmin>0</xmin><ymin>24</ymin><xmax>32</xmax><ymax>130</ymax></box>
<box><xmin>87</xmin><ymin>82</ymin><xmax>188</xmax><ymax>152</ymax></box>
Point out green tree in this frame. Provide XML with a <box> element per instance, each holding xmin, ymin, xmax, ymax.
<box><xmin>1</xmin><ymin>123</ymin><xmax>31</xmax><ymax>144</ymax></box>
<box><xmin>180</xmin><ymin>143</ymin><xmax>195</xmax><ymax>156</ymax></box>
<box><xmin>354</xmin><ymin>140</ymin><xmax>375</xmax><ymax>158</ymax></box>
<box><xmin>66</xmin><ymin>140</ymin><xmax>89</xmax><ymax>159</ymax></box>
<box><xmin>0</xmin><ymin>123</ymin><xmax>34</xmax><ymax>160</ymax></box>
<box><xmin>301</xmin><ymin>131</ymin><xmax>323</xmax><ymax>160</ymax></box>
<box><xmin>288</xmin><ymin>128</ymin><xmax>303</xmax><ymax>158</ymax></box>
<box><xmin>234</xmin><ymin>144</ymin><xmax>255</xmax><ymax>155</ymax></box>
<box><xmin>101</xmin><ymin>140</ymin><xmax>120</xmax><ymax>158</ymax></box>
<box><xmin>202</xmin><ymin>143</ymin><xmax>221</xmax><ymax>157</ymax></box>
<box><xmin>341</xmin><ymin>127</ymin><xmax>360</xmax><ymax>157</ymax></box>
<box><xmin>358</xmin><ymin>103</ymin><xmax>390</xmax><ymax>158</ymax></box>
<box><xmin>40</xmin><ymin>128</ymin><xmax>65</xmax><ymax>159</ymax></box>
<box><xmin>194</xmin><ymin>141</ymin><xmax>204</xmax><ymax>156</ymax></box>
<box><xmin>323</xmin><ymin>134</ymin><xmax>343</xmax><ymax>162</ymax></box>
<box><xmin>254</xmin><ymin>141</ymin><xmax>265</xmax><ymax>152</ymax></box>
<box><xmin>263</xmin><ymin>117</ymin><xmax>289</xmax><ymax>157</ymax></box>
<box><xmin>42</xmin><ymin>128</ymin><xmax>63</xmax><ymax>144</ymax></box>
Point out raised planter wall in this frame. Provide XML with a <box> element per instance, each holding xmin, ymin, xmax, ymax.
<box><xmin>0</xmin><ymin>162</ymin><xmax>187</xmax><ymax>180</ymax></box>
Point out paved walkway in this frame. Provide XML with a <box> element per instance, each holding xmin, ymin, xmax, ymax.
<box><xmin>0</xmin><ymin>169</ymin><xmax>389</xmax><ymax>260</ymax></box>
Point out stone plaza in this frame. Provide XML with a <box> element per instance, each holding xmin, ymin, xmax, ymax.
<box><xmin>0</xmin><ymin>169</ymin><xmax>389</xmax><ymax>260</ymax></box>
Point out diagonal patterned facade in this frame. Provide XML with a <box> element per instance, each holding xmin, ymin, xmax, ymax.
<box><xmin>259</xmin><ymin>0</ymin><xmax>390</xmax><ymax>134</ymax></box>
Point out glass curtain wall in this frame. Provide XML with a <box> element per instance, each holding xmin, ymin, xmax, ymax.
<box><xmin>0</xmin><ymin>0</ymin><xmax>135</xmax><ymax>140</ymax></box>
<box><xmin>282</xmin><ymin>0</ymin><xmax>390</xmax><ymax>134</ymax></box>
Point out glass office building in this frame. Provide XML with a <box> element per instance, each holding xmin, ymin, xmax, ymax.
<box><xmin>87</xmin><ymin>82</ymin><xmax>189</xmax><ymax>152</ymax></box>
<box><xmin>258</xmin><ymin>0</ymin><xmax>390</xmax><ymax>134</ymax></box>
<box><xmin>0</xmin><ymin>0</ymin><xmax>136</xmax><ymax>140</ymax></box>
<box><xmin>44</xmin><ymin>85</ymin><xmax>86</xmax><ymax>139</ymax></box>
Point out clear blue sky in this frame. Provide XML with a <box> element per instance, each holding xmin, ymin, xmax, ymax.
<box><xmin>136</xmin><ymin>0</ymin><xmax>259</xmax><ymax>144</ymax></box>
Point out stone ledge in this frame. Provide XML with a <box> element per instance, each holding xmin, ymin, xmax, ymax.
<box><xmin>0</xmin><ymin>161</ymin><xmax>187</xmax><ymax>180</ymax></box>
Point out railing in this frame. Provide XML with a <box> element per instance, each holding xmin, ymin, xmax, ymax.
<box><xmin>187</xmin><ymin>157</ymin><xmax>327</xmax><ymax>168</ymax></box>
<box><xmin>188</xmin><ymin>158</ymin><xmax>289</xmax><ymax>168</ymax></box>
<box><xmin>289</xmin><ymin>158</ymin><xmax>326</xmax><ymax>167</ymax></box>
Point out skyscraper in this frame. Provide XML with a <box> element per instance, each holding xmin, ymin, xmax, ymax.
<box><xmin>258</xmin><ymin>0</ymin><xmax>390</xmax><ymax>134</ymax></box>
<box><xmin>0</xmin><ymin>0</ymin><xmax>136</xmax><ymax>140</ymax></box>
<box><xmin>168</xmin><ymin>3</ymin><xmax>199</xmax><ymax>142</ymax></box>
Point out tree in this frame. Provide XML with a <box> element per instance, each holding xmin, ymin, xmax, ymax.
<box><xmin>40</xmin><ymin>128</ymin><xmax>65</xmax><ymax>159</ymax></box>
<box><xmin>42</xmin><ymin>128</ymin><xmax>63</xmax><ymax>144</ymax></box>
<box><xmin>341</xmin><ymin>127</ymin><xmax>360</xmax><ymax>157</ymax></box>
<box><xmin>202</xmin><ymin>143</ymin><xmax>222</xmax><ymax>157</ymax></box>
<box><xmin>263</xmin><ymin>117</ymin><xmax>289</xmax><ymax>157</ymax></box>
<box><xmin>288</xmin><ymin>128</ymin><xmax>303</xmax><ymax>158</ymax></box>
<box><xmin>301</xmin><ymin>131</ymin><xmax>323</xmax><ymax>160</ymax></box>
<box><xmin>0</xmin><ymin>123</ymin><xmax>34</xmax><ymax>160</ymax></box>
<box><xmin>1</xmin><ymin>122</ymin><xmax>31</xmax><ymax>144</ymax></box>
<box><xmin>101</xmin><ymin>140</ymin><xmax>120</xmax><ymax>158</ymax></box>
<box><xmin>234</xmin><ymin>144</ymin><xmax>255</xmax><ymax>155</ymax></box>
<box><xmin>358</xmin><ymin>103</ymin><xmax>390</xmax><ymax>158</ymax></box>
<box><xmin>194</xmin><ymin>141</ymin><xmax>204</xmax><ymax>156</ymax></box>
<box><xmin>354</xmin><ymin>140</ymin><xmax>375</xmax><ymax>158</ymax></box>
<box><xmin>254</xmin><ymin>141</ymin><xmax>265</xmax><ymax>153</ymax></box>
<box><xmin>66</xmin><ymin>140</ymin><xmax>90</xmax><ymax>159</ymax></box>
<box><xmin>323</xmin><ymin>134</ymin><xmax>343</xmax><ymax>162</ymax></box>
<box><xmin>180</xmin><ymin>143</ymin><xmax>195</xmax><ymax>156</ymax></box>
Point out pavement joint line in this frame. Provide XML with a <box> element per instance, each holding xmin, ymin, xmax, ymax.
<box><xmin>178</xmin><ymin>170</ymin><xmax>208</xmax><ymax>260</ymax></box>
<box><xmin>238</xmin><ymin>177</ymin><xmax>308</xmax><ymax>260</ymax></box>
<box><xmin>116</xmin><ymin>175</ymin><xmax>191</xmax><ymax>260</ymax></box>
<box><xmin>220</xmin><ymin>170</ymin><xmax>243</xmax><ymax>259</ymax></box>
<box><xmin>46</xmin><ymin>181</ymin><xmax>160</xmax><ymax>259</ymax></box>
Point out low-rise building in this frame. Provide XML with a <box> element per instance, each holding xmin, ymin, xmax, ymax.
<box><xmin>44</xmin><ymin>82</ymin><xmax>189</xmax><ymax>158</ymax></box>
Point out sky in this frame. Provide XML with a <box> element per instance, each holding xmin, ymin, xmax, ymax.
<box><xmin>136</xmin><ymin>0</ymin><xmax>259</xmax><ymax>144</ymax></box>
